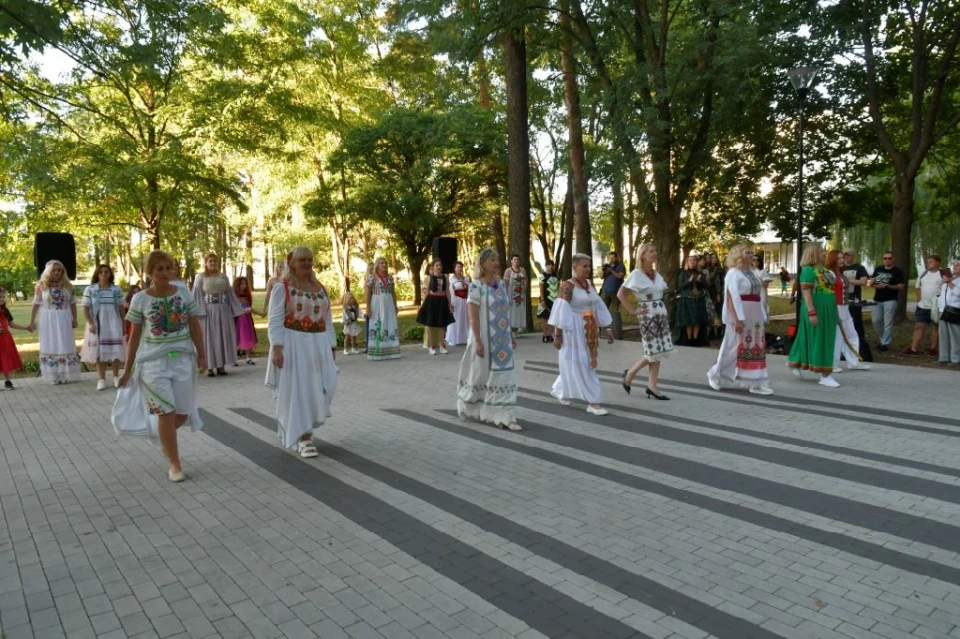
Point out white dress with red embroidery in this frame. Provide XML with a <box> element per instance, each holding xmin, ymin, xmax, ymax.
<box><xmin>548</xmin><ymin>283</ymin><xmax>612</xmax><ymax>404</ymax></box>
<box><xmin>265</xmin><ymin>282</ymin><xmax>338</xmax><ymax>449</ymax></box>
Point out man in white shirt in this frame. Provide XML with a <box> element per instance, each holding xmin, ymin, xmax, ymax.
<box><xmin>901</xmin><ymin>254</ymin><xmax>945</xmax><ymax>356</ymax></box>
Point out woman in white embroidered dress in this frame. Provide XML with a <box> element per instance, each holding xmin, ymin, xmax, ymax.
<box><xmin>549</xmin><ymin>254</ymin><xmax>614</xmax><ymax>415</ymax></box>
<box><xmin>457</xmin><ymin>248</ymin><xmax>521</xmax><ymax>431</ymax></box>
<box><xmin>446</xmin><ymin>261</ymin><xmax>471</xmax><ymax>346</ymax></box>
<box><xmin>707</xmin><ymin>244</ymin><xmax>774</xmax><ymax>395</ymax></box>
<box><xmin>266</xmin><ymin>247</ymin><xmax>337</xmax><ymax>458</ymax></box>
<box><xmin>365</xmin><ymin>257</ymin><xmax>401</xmax><ymax>360</ymax></box>
<box><xmin>502</xmin><ymin>254</ymin><xmax>527</xmax><ymax>332</ymax></box>
<box><xmin>114</xmin><ymin>250</ymin><xmax>205</xmax><ymax>483</ymax></box>
<box><xmin>27</xmin><ymin>260</ymin><xmax>80</xmax><ymax>384</ymax></box>
<box><xmin>617</xmin><ymin>244</ymin><xmax>673</xmax><ymax>400</ymax></box>
<box><xmin>80</xmin><ymin>264</ymin><xmax>125</xmax><ymax>390</ymax></box>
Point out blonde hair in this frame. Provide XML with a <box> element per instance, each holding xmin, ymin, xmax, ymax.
<box><xmin>571</xmin><ymin>253</ymin><xmax>591</xmax><ymax>266</ymax></box>
<box><xmin>143</xmin><ymin>250</ymin><xmax>175</xmax><ymax>276</ymax></box>
<box><xmin>283</xmin><ymin>246</ymin><xmax>319</xmax><ymax>285</ymax></box>
<box><xmin>634</xmin><ymin>243</ymin><xmax>657</xmax><ymax>271</ymax></box>
<box><xmin>203</xmin><ymin>252</ymin><xmax>220</xmax><ymax>275</ymax></box>
<box><xmin>39</xmin><ymin>260</ymin><xmax>73</xmax><ymax>290</ymax></box>
<box><xmin>473</xmin><ymin>247</ymin><xmax>499</xmax><ymax>280</ymax></box>
<box><xmin>373</xmin><ymin>257</ymin><xmax>388</xmax><ymax>276</ymax></box>
<box><xmin>342</xmin><ymin>290</ymin><xmax>358</xmax><ymax>308</ymax></box>
<box><xmin>725</xmin><ymin>244</ymin><xmax>752</xmax><ymax>269</ymax></box>
<box><xmin>799</xmin><ymin>244</ymin><xmax>824</xmax><ymax>268</ymax></box>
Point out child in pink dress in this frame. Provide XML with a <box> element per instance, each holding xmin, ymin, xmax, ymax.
<box><xmin>233</xmin><ymin>276</ymin><xmax>262</xmax><ymax>364</ymax></box>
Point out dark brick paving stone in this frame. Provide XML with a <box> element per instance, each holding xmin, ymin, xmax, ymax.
<box><xmin>397</xmin><ymin>407</ymin><xmax>960</xmax><ymax>591</ymax></box>
<box><xmin>204</xmin><ymin>410</ymin><xmax>651</xmax><ymax>639</ymax></box>
<box><xmin>231</xmin><ymin>407</ymin><xmax>785</xmax><ymax>639</ymax></box>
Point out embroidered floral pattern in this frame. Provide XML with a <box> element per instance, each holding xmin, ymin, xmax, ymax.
<box><xmin>49</xmin><ymin>287</ymin><xmax>69</xmax><ymax>310</ymax></box>
<box><xmin>486</xmin><ymin>284</ymin><xmax>514</xmax><ymax>371</ymax></box>
<box><xmin>145</xmin><ymin>296</ymin><xmax>190</xmax><ymax>337</ymax></box>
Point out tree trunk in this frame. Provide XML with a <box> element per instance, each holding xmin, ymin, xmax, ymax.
<box><xmin>245</xmin><ymin>231</ymin><xmax>254</xmax><ymax>286</ymax></box>
<box><xmin>560</xmin><ymin>0</ymin><xmax>590</xmax><ymax>256</ymax></box>
<box><xmin>654</xmin><ymin>203</ymin><xmax>682</xmax><ymax>306</ymax></box>
<box><xmin>409</xmin><ymin>249</ymin><xmax>424</xmax><ymax>307</ymax></box>
<box><xmin>612</xmin><ymin>176</ymin><xmax>624</xmax><ymax>260</ymax></box>
<box><xmin>492</xmin><ymin>208</ymin><xmax>507</xmax><ymax>267</ymax></box>
<box><xmin>891</xmin><ymin>173</ymin><xmax>916</xmax><ymax>321</ymax></box>
<box><xmin>558</xmin><ymin>181</ymin><xmax>574</xmax><ymax>280</ymax></box>
<box><xmin>504</xmin><ymin>27</ymin><xmax>532</xmax><ymax>329</ymax></box>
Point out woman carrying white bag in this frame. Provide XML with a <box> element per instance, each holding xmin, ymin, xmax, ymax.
<box><xmin>112</xmin><ymin>250</ymin><xmax>206</xmax><ymax>483</ymax></box>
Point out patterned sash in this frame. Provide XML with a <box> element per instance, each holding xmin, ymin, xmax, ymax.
<box><xmin>582</xmin><ymin>311</ymin><xmax>598</xmax><ymax>368</ymax></box>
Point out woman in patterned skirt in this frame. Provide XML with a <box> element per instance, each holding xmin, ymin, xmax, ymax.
<box><xmin>80</xmin><ymin>264</ymin><xmax>125</xmax><ymax>390</ymax></box>
<box><xmin>457</xmin><ymin>248</ymin><xmax>520</xmax><ymax>431</ymax></box>
<box><xmin>446</xmin><ymin>262</ymin><xmax>472</xmax><ymax>346</ymax></box>
<box><xmin>617</xmin><ymin>244</ymin><xmax>674</xmax><ymax>400</ymax></box>
<box><xmin>365</xmin><ymin>257</ymin><xmax>401</xmax><ymax>360</ymax></box>
<box><xmin>503</xmin><ymin>254</ymin><xmax>527</xmax><ymax>333</ymax></box>
<box><xmin>707</xmin><ymin>244</ymin><xmax>773</xmax><ymax>395</ymax></box>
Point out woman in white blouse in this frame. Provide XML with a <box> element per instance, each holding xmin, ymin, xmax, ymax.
<box><xmin>707</xmin><ymin>244</ymin><xmax>773</xmax><ymax>395</ymax></box>
<box><xmin>938</xmin><ymin>260</ymin><xmax>960</xmax><ymax>366</ymax></box>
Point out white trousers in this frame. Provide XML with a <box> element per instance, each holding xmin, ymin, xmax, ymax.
<box><xmin>834</xmin><ymin>305</ymin><xmax>861</xmax><ymax>367</ymax></box>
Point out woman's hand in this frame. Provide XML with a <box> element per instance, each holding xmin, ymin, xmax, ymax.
<box><xmin>553</xmin><ymin>334</ymin><xmax>563</xmax><ymax>350</ymax></box>
<box><xmin>475</xmin><ymin>341</ymin><xmax>485</xmax><ymax>358</ymax></box>
<box><xmin>808</xmin><ymin>315</ymin><xmax>818</xmax><ymax>327</ymax></box>
<box><xmin>271</xmin><ymin>346</ymin><xmax>283</xmax><ymax>369</ymax></box>
<box><xmin>245</xmin><ymin>308</ymin><xmax>253</xmax><ymax>315</ymax></box>
<box><xmin>71</xmin><ymin>319</ymin><xmax>77</xmax><ymax>328</ymax></box>
<box><xmin>734</xmin><ymin>319</ymin><xmax>744</xmax><ymax>334</ymax></box>
<box><xmin>197</xmin><ymin>355</ymin><xmax>207</xmax><ymax>371</ymax></box>
<box><xmin>26</xmin><ymin>322</ymin><xmax>35</xmax><ymax>332</ymax></box>
<box><xmin>117</xmin><ymin>372</ymin><xmax>131</xmax><ymax>388</ymax></box>
<box><xmin>605</xmin><ymin>328</ymin><xmax>614</xmax><ymax>344</ymax></box>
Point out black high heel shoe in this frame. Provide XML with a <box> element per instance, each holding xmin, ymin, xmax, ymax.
<box><xmin>645</xmin><ymin>387</ymin><xmax>670</xmax><ymax>401</ymax></box>
<box><xmin>622</xmin><ymin>370</ymin><xmax>631</xmax><ymax>394</ymax></box>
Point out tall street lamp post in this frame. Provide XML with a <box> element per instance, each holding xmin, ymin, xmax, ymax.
<box><xmin>787</xmin><ymin>66</ymin><xmax>819</xmax><ymax>334</ymax></box>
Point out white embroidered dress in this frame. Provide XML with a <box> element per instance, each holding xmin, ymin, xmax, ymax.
<box><xmin>446</xmin><ymin>274</ymin><xmax>471</xmax><ymax>346</ymax></box>
<box><xmin>366</xmin><ymin>274</ymin><xmax>401</xmax><ymax>360</ymax></box>
<box><xmin>621</xmin><ymin>270</ymin><xmax>674</xmax><ymax>361</ymax></box>
<box><xmin>33</xmin><ymin>284</ymin><xmax>80</xmax><ymax>383</ymax></box>
<box><xmin>265</xmin><ymin>283</ymin><xmax>337</xmax><ymax>449</ymax></box>
<box><xmin>457</xmin><ymin>280</ymin><xmax>517</xmax><ymax>426</ymax></box>
<box><xmin>548</xmin><ymin>283</ymin><xmax>612</xmax><ymax>404</ymax></box>
<box><xmin>709</xmin><ymin>268</ymin><xmax>769</xmax><ymax>386</ymax></box>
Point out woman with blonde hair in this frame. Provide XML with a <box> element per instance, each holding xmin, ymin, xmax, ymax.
<box><xmin>457</xmin><ymin>248</ymin><xmax>520</xmax><ymax>430</ymax></box>
<box><xmin>27</xmin><ymin>260</ymin><xmax>80</xmax><ymax>384</ymax></box>
<box><xmin>266</xmin><ymin>247</ymin><xmax>338</xmax><ymax>457</ymax></box>
<box><xmin>365</xmin><ymin>257</ymin><xmax>401</xmax><ymax>360</ymax></box>
<box><xmin>788</xmin><ymin>245</ymin><xmax>840</xmax><ymax>387</ymax></box>
<box><xmin>707</xmin><ymin>244</ymin><xmax>773</xmax><ymax>395</ymax></box>
<box><xmin>192</xmin><ymin>252</ymin><xmax>248</xmax><ymax>376</ymax></box>
<box><xmin>113</xmin><ymin>250</ymin><xmax>205</xmax><ymax>482</ymax></box>
<box><xmin>617</xmin><ymin>244</ymin><xmax>673</xmax><ymax>399</ymax></box>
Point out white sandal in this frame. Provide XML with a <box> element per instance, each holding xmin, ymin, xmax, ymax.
<box><xmin>500</xmin><ymin>422</ymin><xmax>522</xmax><ymax>432</ymax></box>
<box><xmin>298</xmin><ymin>441</ymin><xmax>319</xmax><ymax>458</ymax></box>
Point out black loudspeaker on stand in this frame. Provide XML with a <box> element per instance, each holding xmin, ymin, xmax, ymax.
<box><xmin>432</xmin><ymin>237</ymin><xmax>458</xmax><ymax>274</ymax></box>
<box><xmin>34</xmin><ymin>232</ymin><xmax>78</xmax><ymax>279</ymax></box>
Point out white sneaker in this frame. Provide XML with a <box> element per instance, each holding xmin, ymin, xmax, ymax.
<box><xmin>832</xmin><ymin>366</ymin><xmax>843</xmax><ymax>374</ymax></box>
<box><xmin>818</xmin><ymin>375</ymin><xmax>840</xmax><ymax>388</ymax></box>
<box><xmin>168</xmin><ymin>469</ymin><xmax>186</xmax><ymax>483</ymax></box>
<box><xmin>586</xmin><ymin>406</ymin><xmax>608</xmax><ymax>416</ymax></box>
<box><xmin>96</xmin><ymin>379</ymin><xmax>107</xmax><ymax>391</ymax></box>
<box><xmin>749</xmin><ymin>384</ymin><xmax>774</xmax><ymax>395</ymax></box>
<box><xmin>438</xmin><ymin>347</ymin><xmax>448</xmax><ymax>354</ymax></box>
<box><xmin>707</xmin><ymin>373</ymin><xmax>722</xmax><ymax>391</ymax></box>
<box><xmin>428</xmin><ymin>348</ymin><xmax>437</xmax><ymax>356</ymax></box>
<box><xmin>113</xmin><ymin>378</ymin><xmax>120</xmax><ymax>388</ymax></box>
<box><xmin>847</xmin><ymin>362</ymin><xmax>872</xmax><ymax>371</ymax></box>
<box><xmin>791</xmin><ymin>368</ymin><xmax>802</xmax><ymax>378</ymax></box>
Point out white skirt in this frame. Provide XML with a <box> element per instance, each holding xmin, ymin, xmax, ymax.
<box><xmin>38</xmin><ymin>307</ymin><xmax>80</xmax><ymax>383</ymax></box>
<box><xmin>446</xmin><ymin>295</ymin><xmax>470</xmax><ymax>345</ymax></box>
<box><xmin>265</xmin><ymin>329</ymin><xmax>338</xmax><ymax>449</ymax></box>
<box><xmin>551</xmin><ymin>318</ymin><xmax>602</xmax><ymax>404</ymax></box>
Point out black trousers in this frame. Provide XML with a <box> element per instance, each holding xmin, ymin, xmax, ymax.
<box><xmin>849</xmin><ymin>305</ymin><xmax>873</xmax><ymax>362</ymax></box>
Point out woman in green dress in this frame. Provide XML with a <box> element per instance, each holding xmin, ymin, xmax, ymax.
<box><xmin>788</xmin><ymin>245</ymin><xmax>840</xmax><ymax>387</ymax></box>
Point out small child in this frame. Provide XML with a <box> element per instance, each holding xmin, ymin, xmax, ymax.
<box><xmin>113</xmin><ymin>251</ymin><xmax>206</xmax><ymax>482</ymax></box>
<box><xmin>342</xmin><ymin>289</ymin><xmax>363</xmax><ymax>354</ymax></box>
<box><xmin>233</xmin><ymin>276</ymin><xmax>262</xmax><ymax>364</ymax></box>
<box><xmin>0</xmin><ymin>287</ymin><xmax>29</xmax><ymax>390</ymax></box>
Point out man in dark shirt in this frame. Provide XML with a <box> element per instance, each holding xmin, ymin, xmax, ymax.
<box><xmin>841</xmin><ymin>249</ymin><xmax>872</xmax><ymax>361</ymax></box>
<box><xmin>870</xmin><ymin>251</ymin><xmax>906</xmax><ymax>352</ymax></box>
<box><xmin>600</xmin><ymin>251</ymin><xmax>626</xmax><ymax>338</ymax></box>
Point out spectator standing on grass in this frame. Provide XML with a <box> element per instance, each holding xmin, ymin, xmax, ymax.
<box><xmin>779</xmin><ymin>266</ymin><xmax>791</xmax><ymax>296</ymax></box>
<box><xmin>840</xmin><ymin>249</ymin><xmax>872</xmax><ymax>362</ymax></box>
<box><xmin>937</xmin><ymin>260</ymin><xmax>960</xmax><ymax>366</ymax></box>
<box><xmin>600</xmin><ymin>251</ymin><xmax>626</xmax><ymax>338</ymax></box>
<box><xmin>902</xmin><ymin>254</ymin><xmax>948</xmax><ymax>357</ymax></box>
<box><xmin>870</xmin><ymin>251</ymin><xmax>905</xmax><ymax>353</ymax></box>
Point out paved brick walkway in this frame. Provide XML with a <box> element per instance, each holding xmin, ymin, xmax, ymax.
<box><xmin>1</xmin><ymin>338</ymin><xmax>958</xmax><ymax>639</ymax></box>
